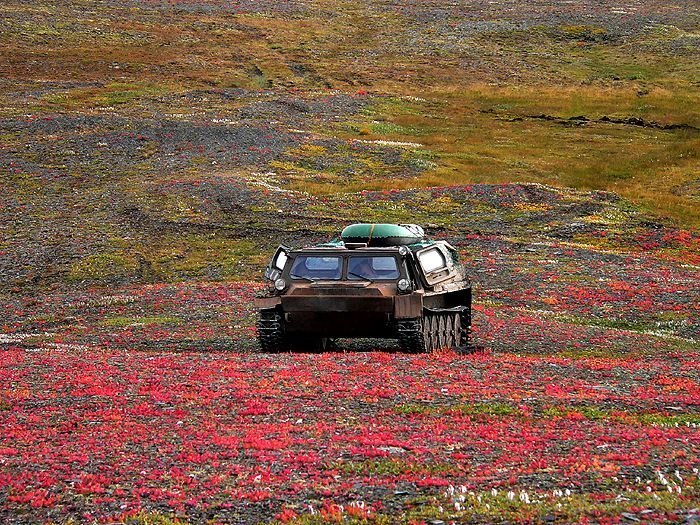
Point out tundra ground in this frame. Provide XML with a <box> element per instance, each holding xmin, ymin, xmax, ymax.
<box><xmin>1</xmin><ymin>0</ymin><xmax>699</xmax><ymax>523</ymax></box>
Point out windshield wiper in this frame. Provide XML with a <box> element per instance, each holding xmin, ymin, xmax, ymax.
<box><xmin>290</xmin><ymin>273</ymin><xmax>316</xmax><ymax>282</ymax></box>
<box><xmin>347</xmin><ymin>271</ymin><xmax>374</xmax><ymax>284</ymax></box>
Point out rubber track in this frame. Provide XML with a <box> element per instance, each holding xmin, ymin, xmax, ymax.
<box><xmin>257</xmin><ymin>310</ymin><xmax>287</xmax><ymax>353</ymax></box>
<box><xmin>397</xmin><ymin>318</ymin><xmax>428</xmax><ymax>354</ymax></box>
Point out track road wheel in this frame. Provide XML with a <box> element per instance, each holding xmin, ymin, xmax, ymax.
<box><xmin>447</xmin><ymin>312</ymin><xmax>461</xmax><ymax>349</ymax></box>
<box><xmin>432</xmin><ymin>315</ymin><xmax>441</xmax><ymax>350</ymax></box>
<box><xmin>438</xmin><ymin>314</ymin><xmax>449</xmax><ymax>349</ymax></box>
<box><xmin>444</xmin><ymin>313</ymin><xmax>453</xmax><ymax>348</ymax></box>
<box><xmin>426</xmin><ymin>315</ymin><xmax>436</xmax><ymax>351</ymax></box>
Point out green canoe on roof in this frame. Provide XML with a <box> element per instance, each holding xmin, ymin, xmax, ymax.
<box><xmin>340</xmin><ymin>223</ymin><xmax>425</xmax><ymax>247</ymax></box>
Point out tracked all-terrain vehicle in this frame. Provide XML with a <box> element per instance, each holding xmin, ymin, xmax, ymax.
<box><xmin>254</xmin><ymin>224</ymin><xmax>472</xmax><ymax>353</ymax></box>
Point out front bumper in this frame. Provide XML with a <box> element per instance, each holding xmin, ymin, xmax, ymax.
<box><xmin>256</xmin><ymin>293</ymin><xmax>423</xmax><ymax>337</ymax></box>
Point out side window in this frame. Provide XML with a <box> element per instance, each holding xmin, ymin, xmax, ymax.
<box><xmin>418</xmin><ymin>247</ymin><xmax>446</xmax><ymax>274</ymax></box>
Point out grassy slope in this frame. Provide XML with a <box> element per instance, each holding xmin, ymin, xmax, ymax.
<box><xmin>0</xmin><ymin>0</ymin><xmax>698</xmax><ymax>289</ymax></box>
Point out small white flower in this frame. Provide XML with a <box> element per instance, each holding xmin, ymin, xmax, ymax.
<box><xmin>491</xmin><ymin>488</ymin><xmax>498</xmax><ymax>497</ymax></box>
<box><xmin>656</xmin><ymin>470</ymin><xmax>668</xmax><ymax>484</ymax></box>
<box><xmin>507</xmin><ymin>491</ymin><xmax>515</xmax><ymax>501</ymax></box>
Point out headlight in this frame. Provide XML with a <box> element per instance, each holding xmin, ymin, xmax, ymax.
<box><xmin>397</xmin><ymin>278</ymin><xmax>411</xmax><ymax>292</ymax></box>
<box><xmin>274</xmin><ymin>278</ymin><xmax>287</xmax><ymax>291</ymax></box>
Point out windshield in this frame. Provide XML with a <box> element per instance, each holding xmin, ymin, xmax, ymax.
<box><xmin>347</xmin><ymin>256</ymin><xmax>399</xmax><ymax>280</ymax></box>
<box><xmin>290</xmin><ymin>255</ymin><xmax>342</xmax><ymax>280</ymax></box>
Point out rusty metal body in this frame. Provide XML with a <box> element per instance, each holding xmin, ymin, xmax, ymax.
<box><xmin>255</xmin><ymin>226</ymin><xmax>472</xmax><ymax>352</ymax></box>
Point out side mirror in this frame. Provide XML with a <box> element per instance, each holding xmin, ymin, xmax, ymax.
<box><xmin>415</xmin><ymin>244</ymin><xmax>452</xmax><ymax>286</ymax></box>
<box><xmin>264</xmin><ymin>245</ymin><xmax>290</xmax><ymax>281</ymax></box>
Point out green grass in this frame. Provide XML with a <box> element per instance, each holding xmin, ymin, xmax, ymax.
<box><xmin>543</xmin><ymin>405</ymin><xmax>700</xmax><ymax>426</ymax></box>
<box><xmin>392</xmin><ymin>403</ymin><xmax>434</xmax><ymax>415</ymax></box>
<box><xmin>394</xmin><ymin>401</ymin><xmax>520</xmax><ymax>417</ymax></box>
<box><xmin>450</xmin><ymin>401</ymin><xmax>521</xmax><ymax>416</ymax></box>
<box><xmin>545</xmin><ymin>311</ymin><xmax>693</xmax><ymax>337</ymax></box>
<box><xmin>100</xmin><ymin>316</ymin><xmax>182</xmax><ymax>328</ymax></box>
<box><xmin>41</xmin><ymin>82</ymin><xmax>172</xmax><ymax>109</ymax></box>
<box><xmin>67</xmin><ymin>234</ymin><xmax>262</xmax><ymax>285</ymax></box>
<box><xmin>396</xmin><ymin>400</ymin><xmax>700</xmax><ymax>427</ymax></box>
<box><xmin>561</xmin><ymin>315</ymin><xmax>661</xmax><ymax>333</ymax></box>
<box><xmin>636</xmin><ymin>413</ymin><xmax>700</xmax><ymax>426</ymax></box>
<box><xmin>277</xmin><ymin>515</ymin><xmax>391</xmax><ymax>525</ymax></box>
<box><xmin>124</xmin><ymin>513</ymin><xmax>188</xmax><ymax>525</ymax></box>
<box><xmin>337</xmin><ymin>458</ymin><xmax>454</xmax><ymax>476</ymax></box>
<box><xmin>51</xmin><ymin>512</ymin><xmax>187</xmax><ymax>525</ymax></box>
<box><xmin>69</xmin><ymin>253</ymin><xmax>139</xmax><ymax>282</ymax></box>
<box><xmin>557</xmin><ymin>347</ymin><xmax>640</xmax><ymax>359</ymax></box>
